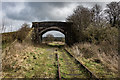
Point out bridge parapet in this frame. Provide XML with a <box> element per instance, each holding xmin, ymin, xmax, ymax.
<box><xmin>32</xmin><ymin>21</ymin><xmax>73</xmax><ymax>28</ymax></box>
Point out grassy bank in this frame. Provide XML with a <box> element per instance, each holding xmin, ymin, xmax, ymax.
<box><xmin>2</xmin><ymin>26</ymin><xmax>31</xmax><ymax>49</ymax></box>
<box><xmin>2</xmin><ymin>42</ymin><xmax>58</xmax><ymax>78</ymax></box>
<box><xmin>66</xmin><ymin>42</ymin><xmax>118</xmax><ymax>78</ymax></box>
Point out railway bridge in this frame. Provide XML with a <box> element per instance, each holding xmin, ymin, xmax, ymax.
<box><xmin>32</xmin><ymin>21</ymin><xmax>75</xmax><ymax>45</ymax></box>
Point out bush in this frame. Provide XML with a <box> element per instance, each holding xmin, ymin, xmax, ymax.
<box><xmin>17</xmin><ymin>23</ymin><xmax>31</xmax><ymax>42</ymax></box>
<box><xmin>82</xmin><ymin>25</ymin><xmax>118</xmax><ymax>45</ymax></box>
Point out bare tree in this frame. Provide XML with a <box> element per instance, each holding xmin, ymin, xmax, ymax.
<box><xmin>118</xmin><ymin>1</ymin><xmax>120</xmax><ymax>26</ymax></box>
<box><xmin>66</xmin><ymin>5</ymin><xmax>92</xmax><ymax>42</ymax></box>
<box><xmin>67</xmin><ymin>5</ymin><xmax>91</xmax><ymax>30</ymax></box>
<box><xmin>10</xmin><ymin>21</ymin><xmax>13</xmax><ymax>32</ymax></box>
<box><xmin>46</xmin><ymin>34</ymin><xmax>54</xmax><ymax>42</ymax></box>
<box><xmin>2</xmin><ymin>18</ymin><xmax>6</xmax><ymax>33</ymax></box>
<box><xmin>17</xmin><ymin>23</ymin><xmax>30</xmax><ymax>42</ymax></box>
<box><xmin>91</xmin><ymin>4</ymin><xmax>103</xmax><ymax>27</ymax></box>
<box><xmin>105</xmin><ymin>1</ymin><xmax>120</xmax><ymax>27</ymax></box>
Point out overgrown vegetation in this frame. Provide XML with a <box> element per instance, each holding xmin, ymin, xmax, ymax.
<box><xmin>83</xmin><ymin>25</ymin><xmax>118</xmax><ymax>45</ymax></box>
<box><xmin>2</xmin><ymin>23</ymin><xmax>31</xmax><ymax>49</ymax></box>
<box><xmin>2</xmin><ymin>31</ymin><xmax>17</xmax><ymax>49</ymax></box>
<box><xmin>66</xmin><ymin>43</ymin><xmax>118</xmax><ymax>78</ymax></box>
<box><xmin>66</xmin><ymin>1</ymin><xmax>119</xmax><ymax>78</ymax></box>
<box><xmin>67</xmin><ymin>1</ymin><xmax>119</xmax><ymax>43</ymax></box>
<box><xmin>2</xmin><ymin>43</ymin><xmax>58</xmax><ymax>78</ymax></box>
<box><xmin>58</xmin><ymin>49</ymin><xmax>91</xmax><ymax>78</ymax></box>
<box><xmin>16</xmin><ymin>23</ymin><xmax>31</xmax><ymax>43</ymax></box>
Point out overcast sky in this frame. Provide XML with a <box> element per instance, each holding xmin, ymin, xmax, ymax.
<box><xmin>1</xmin><ymin>0</ymin><xmax>118</xmax><ymax>37</ymax></box>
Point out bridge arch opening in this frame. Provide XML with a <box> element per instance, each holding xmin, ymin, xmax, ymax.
<box><xmin>41</xmin><ymin>29</ymin><xmax>65</xmax><ymax>45</ymax></box>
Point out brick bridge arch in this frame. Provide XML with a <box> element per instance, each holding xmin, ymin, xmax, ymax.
<box><xmin>32</xmin><ymin>21</ymin><xmax>74</xmax><ymax>45</ymax></box>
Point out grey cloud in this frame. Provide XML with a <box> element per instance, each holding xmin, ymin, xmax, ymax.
<box><xmin>2</xmin><ymin>2</ymin><xmax>16</xmax><ymax>8</ymax></box>
<box><xmin>2</xmin><ymin>2</ymin><xmax>36</xmax><ymax>21</ymax></box>
<box><xmin>2</xmin><ymin>2</ymin><xmax>77</xmax><ymax>22</ymax></box>
<box><xmin>2</xmin><ymin>2</ymin><xmax>107</xmax><ymax>22</ymax></box>
<box><xmin>26</xmin><ymin>2</ymin><xmax>74</xmax><ymax>21</ymax></box>
<box><xmin>27</xmin><ymin>2</ymin><xmax>68</xmax><ymax>8</ymax></box>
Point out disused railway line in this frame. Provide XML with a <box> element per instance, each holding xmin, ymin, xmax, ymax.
<box><xmin>56</xmin><ymin>53</ymin><xmax>61</xmax><ymax>80</ymax></box>
<box><xmin>55</xmin><ymin>47</ymin><xmax>99</xmax><ymax>80</ymax></box>
<box><xmin>64</xmin><ymin>48</ymin><xmax>99</xmax><ymax>79</ymax></box>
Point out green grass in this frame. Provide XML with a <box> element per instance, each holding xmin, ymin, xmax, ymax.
<box><xmin>47</xmin><ymin>42</ymin><xmax>65</xmax><ymax>46</ymax></box>
<box><xmin>58</xmin><ymin>49</ymin><xmax>90</xmax><ymax>78</ymax></box>
<box><xmin>66</xmin><ymin>47</ymin><xmax>118</xmax><ymax>78</ymax></box>
<box><xmin>4</xmin><ymin>43</ymin><xmax>117</xmax><ymax>78</ymax></box>
<box><xmin>3</xmin><ymin>46</ymin><xmax>58</xmax><ymax>78</ymax></box>
<box><xmin>2</xmin><ymin>42</ymin><xmax>12</xmax><ymax>49</ymax></box>
<box><xmin>78</xmin><ymin>57</ymin><xmax>118</xmax><ymax>78</ymax></box>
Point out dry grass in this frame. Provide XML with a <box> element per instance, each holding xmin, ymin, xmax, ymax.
<box><xmin>2</xmin><ymin>41</ymin><xmax>58</xmax><ymax>78</ymax></box>
<box><xmin>2</xmin><ymin>24</ymin><xmax>31</xmax><ymax>49</ymax></box>
<box><xmin>67</xmin><ymin>42</ymin><xmax>119</xmax><ymax>78</ymax></box>
<box><xmin>2</xmin><ymin>32</ymin><xmax>18</xmax><ymax>49</ymax></box>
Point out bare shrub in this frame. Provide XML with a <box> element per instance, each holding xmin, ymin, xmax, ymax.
<box><xmin>83</xmin><ymin>26</ymin><xmax>118</xmax><ymax>45</ymax></box>
<box><xmin>70</xmin><ymin>42</ymin><xmax>118</xmax><ymax>74</ymax></box>
<box><xmin>68</xmin><ymin>25</ymin><xmax>118</xmax><ymax>77</ymax></box>
<box><xmin>16</xmin><ymin>23</ymin><xmax>31</xmax><ymax>43</ymax></box>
